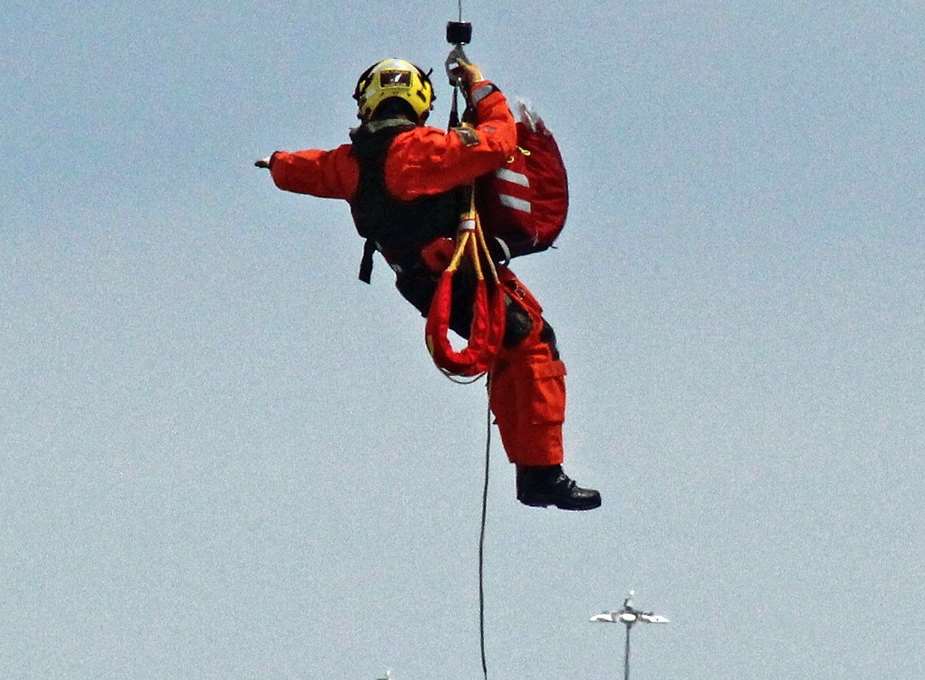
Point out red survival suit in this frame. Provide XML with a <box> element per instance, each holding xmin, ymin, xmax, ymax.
<box><xmin>268</xmin><ymin>80</ymin><xmax>566</xmax><ymax>467</ymax></box>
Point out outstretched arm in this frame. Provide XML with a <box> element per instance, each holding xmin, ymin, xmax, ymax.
<box><xmin>265</xmin><ymin>144</ymin><xmax>358</xmax><ymax>199</ymax></box>
<box><xmin>254</xmin><ymin>143</ymin><xmax>358</xmax><ymax>200</ymax></box>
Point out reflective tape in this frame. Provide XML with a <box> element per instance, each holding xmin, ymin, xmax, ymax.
<box><xmin>495</xmin><ymin>167</ymin><xmax>530</xmax><ymax>187</ymax></box>
<box><xmin>471</xmin><ymin>83</ymin><xmax>495</xmax><ymax>105</ymax></box>
<box><xmin>498</xmin><ymin>194</ymin><xmax>532</xmax><ymax>213</ymax></box>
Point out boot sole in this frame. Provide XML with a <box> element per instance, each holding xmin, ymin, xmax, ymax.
<box><xmin>519</xmin><ymin>495</ymin><xmax>602</xmax><ymax>511</ymax></box>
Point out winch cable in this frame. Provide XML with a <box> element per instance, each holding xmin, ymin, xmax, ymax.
<box><xmin>445</xmin><ymin>5</ymin><xmax>491</xmax><ymax>678</ymax></box>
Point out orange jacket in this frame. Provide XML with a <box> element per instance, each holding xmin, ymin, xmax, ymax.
<box><xmin>269</xmin><ymin>81</ymin><xmax>517</xmax><ymax>202</ymax></box>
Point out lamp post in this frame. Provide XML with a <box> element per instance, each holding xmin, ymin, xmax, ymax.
<box><xmin>590</xmin><ymin>591</ymin><xmax>669</xmax><ymax>680</ymax></box>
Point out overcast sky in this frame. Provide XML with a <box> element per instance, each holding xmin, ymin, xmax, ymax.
<box><xmin>2</xmin><ymin>2</ymin><xmax>923</xmax><ymax>679</ymax></box>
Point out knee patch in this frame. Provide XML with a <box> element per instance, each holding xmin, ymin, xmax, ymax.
<box><xmin>539</xmin><ymin>321</ymin><xmax>560</xmax><ymax>360</ymax></box>
<box><xmin>503</xmin><ymin>303</ymin><xmax>533</xmax><ymax>348</ymax></box>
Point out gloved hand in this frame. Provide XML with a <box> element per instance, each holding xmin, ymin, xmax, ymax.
<box><xmin>445</xmin><ymin>45</ymin><xmax>484</xmax><ymax>85</ymax></box>
<box><xmin>254</xmin><ymin>156</ymin><xmax>272</xmax><ymax>169</ymax></box>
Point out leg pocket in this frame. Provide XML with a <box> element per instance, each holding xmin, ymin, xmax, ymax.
<box><xmin>526</xmin><ymin>359</ymin><xmax>567</xmax><ymax>425</ymax></box>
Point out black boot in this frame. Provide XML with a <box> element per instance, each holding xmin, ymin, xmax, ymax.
<box><xmin>516</xmin><ymin>465</ymin><xmax>601</xmax><ymax>511</ymax></box>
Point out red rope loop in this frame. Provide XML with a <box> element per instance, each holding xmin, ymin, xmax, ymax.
<box><xmin>425</xmin><ymin>210</ymin><xmax>506</xmax><ymax>377</ymax></box>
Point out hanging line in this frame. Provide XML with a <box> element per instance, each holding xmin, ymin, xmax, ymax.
<box><xmin>478</xmin><ymin>375</ymin><xmax>491</xmax><ymax>680</ymax></box>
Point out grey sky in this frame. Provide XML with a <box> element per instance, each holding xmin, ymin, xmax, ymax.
<box><xmin>2</xmin><ymin>2</ymin><xmax>923</xmax><ymax>679</ymax></box>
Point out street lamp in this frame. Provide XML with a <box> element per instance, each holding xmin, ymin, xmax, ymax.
<box><xmin>590</xmin><ymin>591</ymin><xmax>669</xmax><ymax>680</ymax></box>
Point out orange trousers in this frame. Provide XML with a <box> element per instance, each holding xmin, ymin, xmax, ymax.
<box><xmin>394</xmin><ymin>258</ymin><xmax>567</xmax><ymax>467</ymax></box>
<box><xmin>488</xmin><ymin>271</ymin><xmax>566</xmax><ymax>467</ymax></box>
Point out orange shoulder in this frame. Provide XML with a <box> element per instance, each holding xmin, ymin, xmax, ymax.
<box><xmin>385</xmin><ymin>113</ymin><xmax>516</xmax><ymax>200</ymax></box>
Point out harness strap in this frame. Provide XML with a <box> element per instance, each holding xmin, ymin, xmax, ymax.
<box><xmin>359</xmin><ymin>239</ymin><xmax>377</xmax><ymax>284</ymax></box>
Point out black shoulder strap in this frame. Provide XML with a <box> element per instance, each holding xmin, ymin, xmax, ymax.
<box><xmin>350</xmin><ymin>120</ymin><xmax>415</xmax><ymax>284</ymax></box>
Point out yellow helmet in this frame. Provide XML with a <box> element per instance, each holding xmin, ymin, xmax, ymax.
<box><xmin>353</xmin><ymin>58</ymin><xmax>434</xmax><ymax>123</ymax></box>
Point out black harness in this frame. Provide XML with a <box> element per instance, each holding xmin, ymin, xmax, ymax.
<box><xmin>348</xmin><ymin>119</ymin><xmax>460</xmax><ymax>282</ymax></box>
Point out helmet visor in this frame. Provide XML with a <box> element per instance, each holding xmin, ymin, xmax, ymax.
<box><xmin>378</xmin><ymin>70</ymin><xmax>412</xmax><ymax>87</ymax></box>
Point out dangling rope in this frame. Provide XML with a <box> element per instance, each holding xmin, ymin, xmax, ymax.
<box><xmin>478</xmin><ymin>375</ymin><xmax>491</xmax><ymax>680</ymax></box>
<box><xmin>425</xmin><ymin>199</ymin><xmax>498</xmax><ymax>680</ymax></box>
<box><xmin>424</xmin><ymin>196</ymin><xmax>500</xmax><ymax>680</ymax></box>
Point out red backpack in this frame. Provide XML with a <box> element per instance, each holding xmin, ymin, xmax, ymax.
<box><xmin>476</xmin><ymin>103</ymin><xmax>569</xmax><ymax>257</ymax></box>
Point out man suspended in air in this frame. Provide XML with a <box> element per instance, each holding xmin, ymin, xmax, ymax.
<box><xmin>255</xmin><ymin>49</ymin><xmax>600</xmax><ymax>510</ymax></box>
